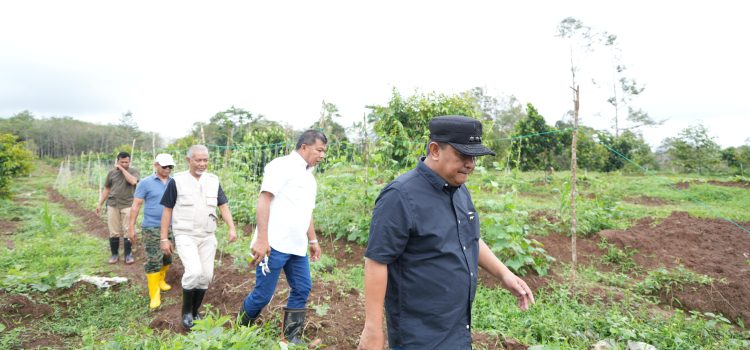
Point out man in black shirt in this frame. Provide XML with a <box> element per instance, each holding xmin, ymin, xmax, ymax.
<box><xmin>359</xmin><ymin>116</ymin><xmax>535</xmax><ymax>350</ymax></box>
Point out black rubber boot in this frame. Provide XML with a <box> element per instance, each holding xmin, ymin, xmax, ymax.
<box><xmin>108</xmin><ymin>237</ymin><xmax>120</xmax><ymax>263</ymax></box>
<box><xmin>182</xmin><ymin>289</ymin><xmax>195</xmax><ymax>330</ymax></box>
<box><xmin>123</xmin><ymin>238</ymin><xmax>132</xmax><ymax>257</ymax></box>
<box><xmin>192</xmin><ymin>289</ymin><xmax>206</xmax><ymax>321</ymax></box>
<box><xmin>123</xmin><ymin>238</ymin><xmax>134</xmax><ymax>264</ymax></box>
<box><xmin>109</xmin><ymin>237</ymin><xmax>120</xmax><ymax>256</ymax></box>
<box><xmin>281</xmin><ymin>307</ymin><xmax>307</xmax><ymax>345</ymax></box>
<box><xmin>238</xmin><ymin>306</ymin><xmax>261</xmax><ymax>327</ymax></box>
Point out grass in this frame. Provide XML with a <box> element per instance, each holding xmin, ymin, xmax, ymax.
<box><xmin>472</xmin><ymin>275</ymin><xmax>749</xmax><ymax>349</ymax></box>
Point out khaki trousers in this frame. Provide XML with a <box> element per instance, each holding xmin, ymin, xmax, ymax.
<box><xmin>175</xmin><ymin>234</ymin><xmax>217</xmax><ymax>289</ymax></box>
<box><xmin>107</xmin><ymin>206</ymin><xmax>131</xmax><ymax>238</ymax></box>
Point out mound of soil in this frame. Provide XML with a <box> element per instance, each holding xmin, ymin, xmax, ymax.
<box><xmin>599</xmin><ymin>211</ymin><xmax>750</xmax><ymax>325</ymax></box>
<box><xmin>623</xmin><ymin>196</ymin><xmax>668</xmax><ymax>206</ymax></box>
<box><xmin>0</xmin><ymin>219</ymin><xmax>18</xmax><ymax>235</ymax></box>
<box><xmin>708</xmin><ymin>180</ymin><xmax>750</xmax><ymax>189</ymax></box>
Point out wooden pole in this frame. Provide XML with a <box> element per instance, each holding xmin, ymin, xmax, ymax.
<box><xmin>363</xmin><ymin>113</ymin><xmax>369</xmax><ymax>198</ymax></box>
<box><xmin>570</xmin><ymin>85</ymin><xmax>580</xmax><ymax>282</ymax></box>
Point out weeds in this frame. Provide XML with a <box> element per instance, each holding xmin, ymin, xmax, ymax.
<box><xmin>635</xmin><ymin>266</ymin><xmax>714</xmax><ymax>303</ymax></box>
<box><xmin>597</xmin><ymin>238</ymin><xmax>639</xmax><ymax>273</ymax></box>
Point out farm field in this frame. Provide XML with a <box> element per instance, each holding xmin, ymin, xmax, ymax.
<box><xmin>2</xmin><ymin>161</ymin><xmax>750</xmax><ymax>349</ymax></box>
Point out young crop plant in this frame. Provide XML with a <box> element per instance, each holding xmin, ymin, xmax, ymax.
<box><xmin>635</xmin><ymin>266</ymin><xmax>714</xmax><ymax>306</ymax></box>
<box><xmin>598</xmin><ymin>238</ymin><xmax>639</xmax><ymax>273</ymax></box>
<box><xmin>554</xmin><ymin>181</ymin><xmax>628</xmax><ymax>237</ymax></box>
<box><xmin>480</xmin><ymin>191</ymin><xmax>555</xmax><ymax>276</ymax></box>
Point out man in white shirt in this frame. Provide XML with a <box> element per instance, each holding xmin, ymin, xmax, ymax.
<box><xmin>239</xmin><ymin>130</ymin><xmax>326</xmax><ymax>346</ymax></box>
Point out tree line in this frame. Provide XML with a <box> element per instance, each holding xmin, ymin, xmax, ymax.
<box><xmin>0</xmin><ymin>110</ymin><xmax>162</xmax><ymax>159</ymax></box>
<box><xmin>2</xmin><ymin>88</ymin><xmax>749</xmax><ymax>176</ymax></box>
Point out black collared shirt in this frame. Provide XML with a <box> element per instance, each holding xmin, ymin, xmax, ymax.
<box><xmin>365</xmin><ymin>160</ymin><xmax>480</xmax><ymax>350</ymax></box>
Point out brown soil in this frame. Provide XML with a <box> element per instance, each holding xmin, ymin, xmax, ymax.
<box><xmin>0</xmin><ymin>291</ymin><xmax>62</xmax><ymax>348</ymax></box>
<box><xmin>676</xmin><ymin>180</ymin><xmax>750</xmax><ymax>190</ymax></box>
<box><xmin>599</xmin><ymin>211</ymin><xmax>750</xmax><ymax>325</ymax></box>
<box><xmin>708</xmin><ymin>180</ymin><xmax>750</xmax><ymax>189</ymax></box>
<box><xmin>0</xmin><ymin>219</ymin><xmax>18</xmax><ymax>235</ymax></box>
<box><xmin>675</xmin><ymin>181</ymin><xmax>691</xmax><ymax>189</ymax></box>
<box><xmin>623</xmin><ymin>196</ymin><xmax>668</xmax><ymax>206</ymax></box>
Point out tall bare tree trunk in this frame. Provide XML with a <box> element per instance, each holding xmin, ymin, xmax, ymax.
<box><xmin>570</xmin><ymin>85</ymin><xmax>580</xmax><ymax>282</ymax></box>
<box><xmin>363</xmin><ymin>113</ymin><xmax>369</xmax><ymax>198</ymax></box>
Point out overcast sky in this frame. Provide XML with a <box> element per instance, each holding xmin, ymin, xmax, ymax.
<box><xmin>1</xmin><ymin>0</ymin><xmax>748</xmax><ymax>148</ymax></box>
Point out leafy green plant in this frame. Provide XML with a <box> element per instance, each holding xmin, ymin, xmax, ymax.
<box><xmin>480</xmin><ymin>191</ymin><xmax>554</xmax><ymax>276</ymax></box>
<box><xmin>315</xmin><ymin>168</ymin><xmax>379</xmax><ymax>244</ymax></box>
<box><xmin>0</xmin><ymin>133</ymin><xmax>33</xmax><ymax>198</ymax></box>
<box><xmin>635</xmin><ymin>266</ymin><xmax>714</xmax><ymax>304</ymax></box>
<box><xmin>554</xmin><ymin>181</ymin><xmax>628</xmax><ymax>237</ymax></box>
<box><xmin>597</xmin><ymin>238</ymin><xmax>639</xmax><ymax>273</ymax></box>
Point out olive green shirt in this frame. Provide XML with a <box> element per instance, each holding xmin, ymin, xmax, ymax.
<box><xmin>104</xmin><ymin>167</ymin><xmax>140</xmax><ymax>208</ymax></box>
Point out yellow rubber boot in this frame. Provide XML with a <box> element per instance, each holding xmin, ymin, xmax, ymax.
<box><xmin>146</xmin><ymin>272</ymin><xmax>161</xmax><ymax>309</ymax></box>
<box><xmin>159</xmin><ymin>265</ymin><xmax>172</xmax><ymax>291</ymax></box>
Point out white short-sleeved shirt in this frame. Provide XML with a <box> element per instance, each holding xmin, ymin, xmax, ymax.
<box><xmin>260</xmin><ymin>151</ymin><xmax>317</xmax><ymax>256</ymax></box>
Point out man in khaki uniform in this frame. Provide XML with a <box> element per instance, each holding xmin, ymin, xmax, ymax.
<box><xmin>96</xmin><ymin>151</ymin><xmax>140</xmax><ymax>264</ymax></box>
<box><xmin>160</xmin><ymin>145</ymin><xmax>237</xmax><ymax>330</ymax></box>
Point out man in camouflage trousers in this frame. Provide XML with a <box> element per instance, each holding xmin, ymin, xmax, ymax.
<box><xmin>128</xmin><ymin>153</ymin><xmax>176</xmax><ymax>309</ymax></box>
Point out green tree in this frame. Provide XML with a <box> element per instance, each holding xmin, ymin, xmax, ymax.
<box><xmin>0</xmin><ymin>110</ymin><xmax>34</xmax><ymax>142</ymax></box>
<box><xmin>721</xmin><ymin>145</ymin><xmax>750</xmax><ymax>175</ymax></box>
<box><xmin>663</xmin><ymin>124</ymin><xmax>721</xmax><ymax>174</ymax></box>
<box><xmin>311</xmin><ymin>100</ymin><xmax>348</xmax><ymax>143</ymax></box>
<box><xmin>0</xmin><ymin>133</ymin><xmax>33</xmax><ymax>198</ymax></box>
<box><xmin>194</xmin><ymin>106</ymin><xmax>257</xmax><ymax>147</ymax></box>
<box><xmin>368</xmin><ymin>89</ymin><xmax>480</xmax><ymax>169</ymax></box>
<box><xmin>469</xmin><ymin>87</ymin><xmax>526</xmax><ymax>165</ymax></box>
<box><xmin>596</xmin><ymin>130</ymin><xmax>656</xmax><ymax>172</ymax></box>
<box><xmin>511</xmin><ymin>104</ymin><xmax>560</xmax><ymax>171</ymax></box>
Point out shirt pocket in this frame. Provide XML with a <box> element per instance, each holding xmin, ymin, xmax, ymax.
<box><xmin>206</xmin><ymin>213</ymin><xmax>217</xmax><ymax>232</ymax></box>
<box><xmin>173</xmin><ymin>191</ymin><xmax>196</xmax><ymax>230</ymax></box>
<box><xmin>459</xmin><ymin>211</ymin><xmax>481</xmax><ymax>245</ymax></box>
<box><xmin>177</xmin><ymin>191</ymin><xmax>195</xmax><ymax>207</ymax></box>
<box><xmin>206</xmin><ymin>195</ymin><xmax>218</xmax><ymax>208</ymax></box>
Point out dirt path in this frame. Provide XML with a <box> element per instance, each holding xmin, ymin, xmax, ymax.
<box><xmin>44</xmin><ymin>185</ymin><xmax>519</xmax><ymax>349</ymax></box>
<box><xmin>45</xmin><ymin>185</ymin><xmax>378</xmax><ymax>347</ymax></box>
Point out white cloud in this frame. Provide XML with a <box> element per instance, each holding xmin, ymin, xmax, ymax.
<box><xmin>1</xmin><ymin>0</ymin><xmax>747</xmax><ymax>147</ymax></box>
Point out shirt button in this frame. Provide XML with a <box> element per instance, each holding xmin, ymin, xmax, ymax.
<box><xmin>466</xmin><ymin>325</ymin><xmax>470</xmax><ymax>329</ymax></box>
<box><xmin>462</xmin><ymin>246</ymin><xmax>466</xmax><ymax>250</ymax></box>
<box><xmin>470</xmin><ymin>272</ymin><xmax>474</xmax><ymax>276</ymax></box>
<box><xmin>458</xmin><ymin>219</ymin><xmax>461</xmax><ymax>224</ymax></box>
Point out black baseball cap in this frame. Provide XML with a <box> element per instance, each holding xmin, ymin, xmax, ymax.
<box><xmin>429</xmin><ymin>115</ymin><xmax>496</xmax><ymax>156</ymax></box>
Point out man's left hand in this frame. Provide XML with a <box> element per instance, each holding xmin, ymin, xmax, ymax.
<box><xmin>227</xmin><ymin>227</ymin><xmax>237</xmax><ymax>243</ymax></box>
<box><xmin>501</xmin><ymin>272</ymin><xmax>535</xmax><ymax>311</ymax></box>
<box><xmin>309</xmin><ymin>242</ymin><xmax>321</xmax><ymax>262</ymax></box>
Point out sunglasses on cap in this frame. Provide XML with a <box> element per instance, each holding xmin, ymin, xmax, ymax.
<box><xmin>160</xmin><ymin>165</ymin><xmax>174</xmax><ymax>169</ymax></box>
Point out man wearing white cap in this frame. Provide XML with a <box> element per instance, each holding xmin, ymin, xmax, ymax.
<box><xmin>128</xmin><ymin>153</ymin><xmax>176</xmax><ymax>309</ymax></box>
